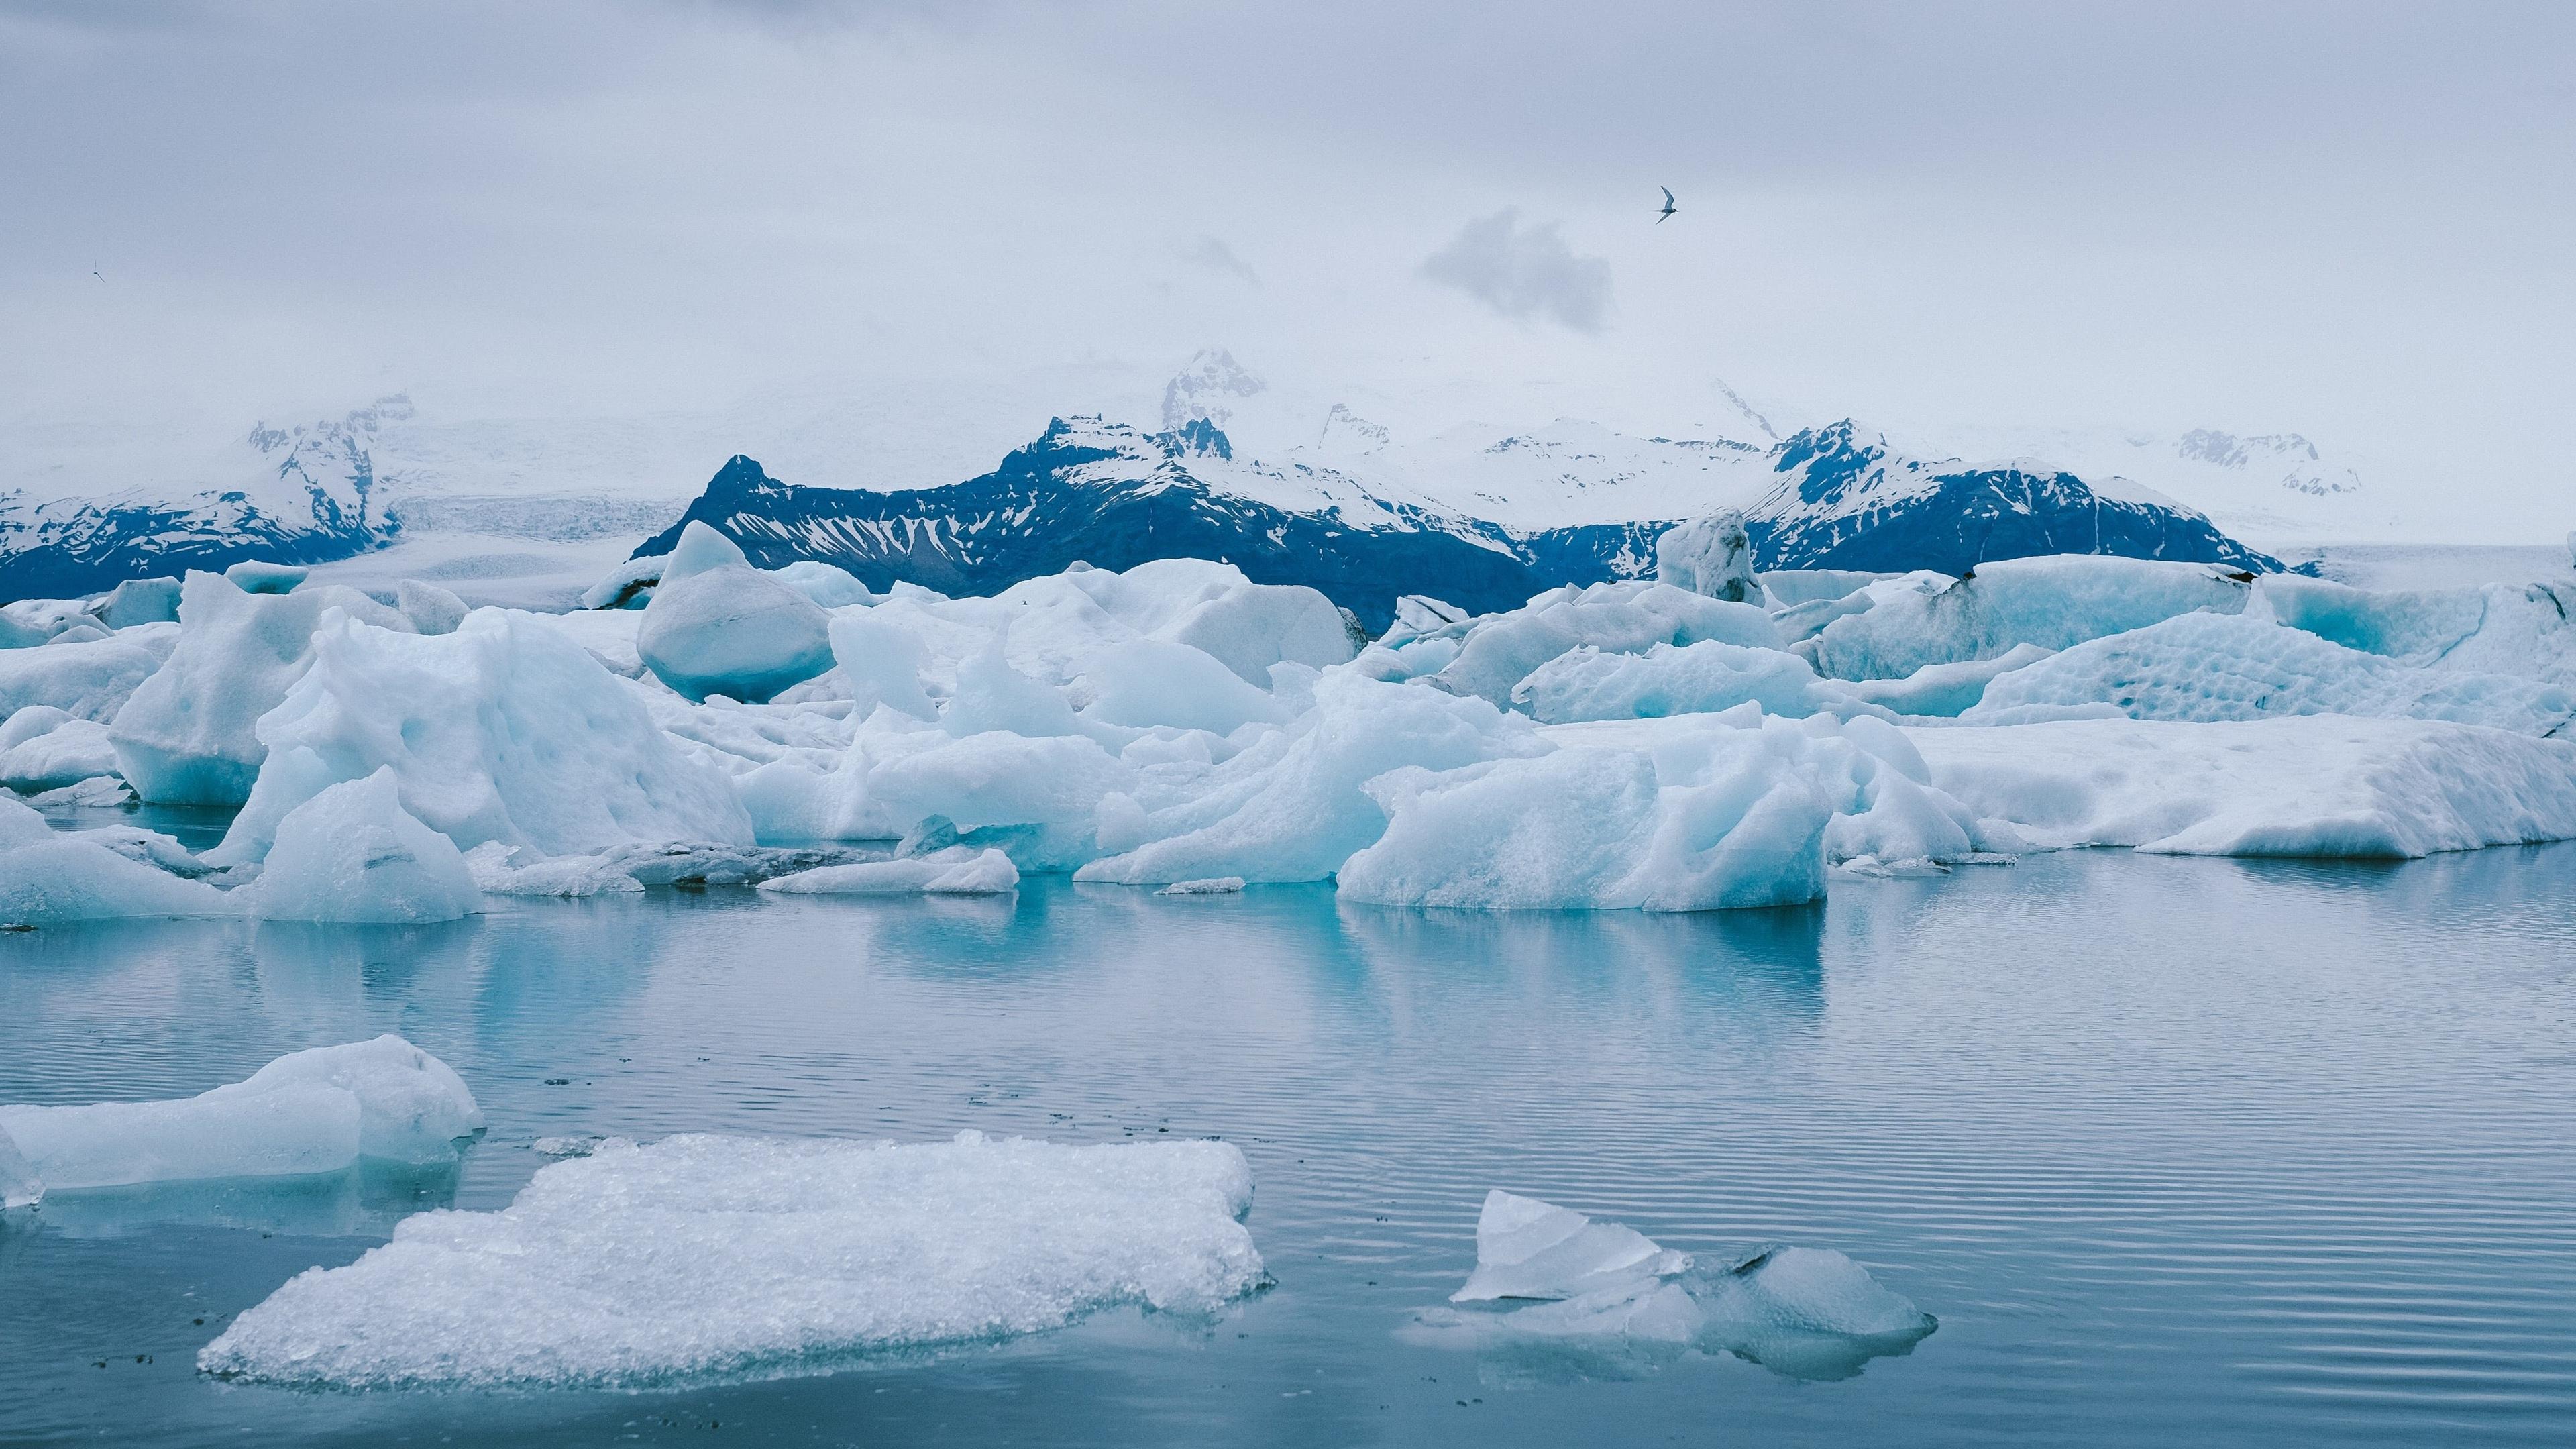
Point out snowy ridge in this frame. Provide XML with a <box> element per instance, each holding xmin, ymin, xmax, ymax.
<box><xmin>630</xmin><ymin>414</ymin><xmax>2278</xmax><ymax>629</ymax></box>
<box><xmin>0</xmin><ymin>398</ymin><xmax>408</xmax><ymax>600</ymax></box>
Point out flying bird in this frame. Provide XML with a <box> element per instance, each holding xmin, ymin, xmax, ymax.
<box><xmin>91</xmin><ymin>262</ymin><xmax>104</xmax><ymax>283</ymax></box>
<box><xmin>1655</xmin><ymin>186</ymin><xmax>1677</xmax><ymax>224</ymax></box>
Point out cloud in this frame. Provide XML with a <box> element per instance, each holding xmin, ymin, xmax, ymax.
<box><xmin>1419</xmin><ymin>209</ymin><xmax>1611</xmax><ymax>333</ymax></box>
<box><xmin>1178</xmin><ymin>235</ymin><xmax>1258</xmax><ymax>285</ymax></box>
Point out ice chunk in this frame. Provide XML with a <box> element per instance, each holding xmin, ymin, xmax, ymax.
<box><xmin>827</xmin><ymin>611</ymin><xmax>940</xmax><ymax>721</ymax></box>
<box><xmin>0</xmin><ymin>1036</ymin><xmax>481</xmax><ymax>1191</ymax></box>
<box><xmin>758</xmin><ymin>846</ymin><xmax>1019</xmax><ymax>894</ymax></box>
<box><xmin>1452</xmin><ymin>1190</ymin><xmax>1692</xmax><ymax>1302</ymax></box>
<box><xmin>0</xmin><ymin>632</ymin><xmax>165</xmax><ymax>722</ymax></box>
<box><xmin>1655</xmin><ymin>511</ymin><xmax>1760</xmax><ymax>604</ymax></box>
<box><xmin>0</xmin><ymin>836</ymin><xmax>238</xmax><ymax>926</ymax></box>
<box><xmin>394</xmin><ymin>580</ymin><xmax>469</xmax><ymax>635</ymax></box>
<box><xmin>1156</xmin><ymin>876</ymin><xmax>1244</xmax><ymax>895</ymax></box>
<box><xmin>108</xmin><ymin>572</ymin><xmax>415</xmax><ymax>806</ymax></box>
<box><xmin>0</xmin><ymin>712</ymin><xmax>121</xmax><ymax>792</ymax></box>
<box><xmin>1965</xmin><ymin>610</ymin><xmax>2576</xmax><ymax>734</ymax></box>
<box><xmin>0</xmin><ymin>791</ymin><xmax>50</xmax><ymax>849</ymax></box>
<box><xmin>1077</xmin><ymin>637</ymin><xmax>1289</xmax><ymax>735</ymax></box>
<box><xmin>1336</xmin><ymin>731</ymin><xmax>1834</xmax><ymax>912</ymax></box>
<box><xmin>1912</xmin><ymin>715</ymin><xmax>2576</xmax><ymax>857</ymax></box>
<box><xmin>657</xmin><ymin>519</ymin><xmax>749</xmax><ymax>581</ymax></box>
<box><xmin>638</xmin><ymin>558</ymin><xmax>835</xmax><ymax>704</ymax></box>
<box><xmin>1076</xmin><ymin>670</ymin><xmax>1545</xmax><ymax>885</ymax></box>
<box><xmin>464</xmin><ymin>842</ymin><xmax>646</xmax><ymax>896</ymax></box>
<box><xmin>1831</xmin><ymin>642</ymin><xmax>2054</xmax><ymax>718</ymax></box>
<box><xmin>0</xmin><ymin>1123</ymin><xmax>39</xmax><ymax>1210</ymax></box>
<box><xmin>98</xmin><ymin>576</ymin><xmax>182</xmax><ymax>628</ymax></box>
<box><xmin>249</xmin><ymin>768</ymin><xmax>482</xmax><ymax>924</ymax></box>
<box><xmin>1430</xmin><ymin>582</ymin><xmax>1785</xmax><ymax>706</ymax></box>
<box><xmin>1514</xmin><ymin>639</ymin><xmax>1839</xmax><ymax>723</ymax></box>
<box><xmin>1805</xmin><ymin>555</ymin><xmax>2253</xmax><ymax>682</ymax></box>
<box><xmin>223</xmin><ymin>560</ymin><xmax>309</xmax><ymax>594</ymax></box>
<box><xmin>209</xmin><ymin>607</ymin><xmax>752</xmax><ymax>866</ymax></box>
<box><xmin>1758</xmin><ymin>569</ymin><xmax>1900</xmax><ymax>607</ymax></box>
<box><xmin>199</xmin><ymin>1132</ymin><xmax>1264</xmax><ymax>1389</ymax></box>
<box><xmin>1409</xmin><ymin>1193</ymin><xmax>1933</xmax><ymax>1381</ymax></box>
<box><xmin>770</xmin><ymin>559</ymin><xmax>877</xmax><ymax>609</ymax></box>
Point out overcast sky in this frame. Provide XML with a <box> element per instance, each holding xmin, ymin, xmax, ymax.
<box><xmin>3</xmin><ymin>1</ymin><xmax>2571</xmax><ymax>534</ymax></box>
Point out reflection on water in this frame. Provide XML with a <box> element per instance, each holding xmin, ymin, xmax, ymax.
<box><xmin>1</xmin><ymin>848</ymin><xmax>2573</xmax><ymax>1447</ymax></box>
<box><xmin>34</xmin><ymin>1159</ymin><xmax>463</xmax><ymax>1241</ymax></box>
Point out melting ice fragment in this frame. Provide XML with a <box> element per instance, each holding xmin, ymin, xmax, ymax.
<box><xmin>0</xmin><ymin>1036</ymin><xmax>482</xmax><ymax>1197</ymax></box>
<box><xmin>757</xmin><ymin>846</ymin><xmax>1019</xmax><ymax>895</ymax></box>
<box><xmin>199</xmin><ymin>1131</ymin><xmax>1265</xmax><ymax>1389</ymax></box>
<box><xmin>1412</xmin><ymin>1191</ymin><xmax>1934</xmax><ymax>1381</ymax></box>
<box><xmin>1452</xmin><ymin>1189</ymin><xmax>1692</xmax><ymax>1302</ymax></box>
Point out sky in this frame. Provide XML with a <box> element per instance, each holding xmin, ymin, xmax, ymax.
<box><xmin>2</xmin><ymin>0</ymin><xmax>2572</xmax><ymax>537</ymax></box>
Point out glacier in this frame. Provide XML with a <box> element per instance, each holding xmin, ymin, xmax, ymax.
<box><xmin>1</xmin><ymin>518</ymin><xmax>2572</xmax><ymax>925</ymax></box>
<box><xmin>197</xmin><ymin>1131</ymin><xmax>1265</xmax><ymax>1389</ymax></box>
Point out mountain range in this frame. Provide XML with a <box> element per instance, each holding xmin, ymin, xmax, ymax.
<box><xmin>0</xmin><ymin>356</ymin><xmax>2329</xmax><ymax>614</ymax></box>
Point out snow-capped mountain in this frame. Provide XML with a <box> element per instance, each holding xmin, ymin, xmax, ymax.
<box><xmin>0</xmin><ymin>398</ymin><xmax>406</xmax><ymax>599</ymax></box>
<box><xmin>635</xmin><ymin>413</ymin><xmax>2279</xmax><ymax>629</ymax></box>
<box><xmin>1915</xmin><ymin>421</ymin><xmax>2387</xmax><ymax>543</ymax></box>
<box><xmin>0</xmin><ymin>351</ymin><xmax>2300</xmax><ymax>613</ymax></box>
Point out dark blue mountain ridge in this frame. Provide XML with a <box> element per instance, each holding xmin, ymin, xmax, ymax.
<box><xmin>631</xmin><ymin>415</ymin><xmax>2282</xmax><ymax>629</ymax></box>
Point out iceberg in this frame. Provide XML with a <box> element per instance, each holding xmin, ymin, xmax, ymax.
<box><xmin>199</xmin><ymin>1131</ymin><xmax>1264</xmax><ymax>1389</ymax></box>
<box><xmin>208</xmin><ymin>606</ymin><xmax>753</xmax><ymax>867</ymax></box>
<box><xmin>1336</xmin><ymin>726</ymin><xmax>1835</xmax><ymax>911</ymax></box>
<box><xmin>1428</xmin><ymin>582</ymin><xmax>1785</xmax><ymax>706</ymax></box>
<box><xmin>1077</xmin><ymin>670</ymin><xmax>1544</xmax><ymax>885</ymax></box>
<box><xmin>1654</xmin><ymin>511</ymin><xmax>1760</xmax><ymax>604</ymax></box>
<box><xmin>633</xmin><ymin>522</ymin><xmax>836</xmax><ymax>704</ymax></box>
<box><xmin>97</xmin><ymin>576</ymin><xmax>182</xmax><ymax>629</ymax></box>
<box><xmin>1407</xmin><ymin>1191</ymin><xmax>1933</xmax><ymax>1381</ymax></box>
<box><xmin>1452</xmin><ymin>1189</ymin><xmax>1693</xmax><ymax>1302</ymax></box>
<box><xmin>1804</xmin><ymin>555</ymin><xmax>2253</xmax><ymax>682</ymax></box>
<box><xmin>0</xmin><ymin>710</ymin><xmax>121</xmax><ymax>792</ymax></box>
<box><xmin>1911</xmin><ymin>715</ymin><xmax>2576</xmax><ymax>857</ymax></box>
<box><xmin>0</xmin><ymin>1036</ymin><xmax>482</xmax><ymax>1198</ymax></box>
<box><xmin>0</xmin><ymin>1123</ymin><xmax>39</xmax><ymax>1210</ymax></box>
<box><xmin>1513</xmin><ymin>639</ymin><xmax>1842</xmax><ymax>723</ymax></box>
<box><xmin>0</xmin><ymin>631</ymin><xmax>168</xmax><ymax>722</ymax></box>
<box><xmin>248</xmin><ymin>768</ymin><xmax>482</xmax><ymax>924</ymax></box>
<box><xmin>1964</xmin><ymin>610</ymin><xmax>2576</xmax><ymax>733</ymax></box>
<box><xmin>757</xmin><ymin>846</ymin><xmax>1019</xmax><ymax>894</ymax></box>
<box><xmin>0</xmin><ymin>833</ymin><xmax>237</xmax><ymax>926</ymax></box>
<box><xmin>107</xmin><ymin>572</ymin><xmax>415</xmax><ymax>806</ymax></box>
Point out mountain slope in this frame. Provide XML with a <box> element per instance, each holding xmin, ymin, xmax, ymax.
<box><xmin>0</xmin><ymin>401</ymin><xmax>404</xmax><ymax>599</ymax></box>
<box><xmin>635</xmin><ymin>417</ymin><xmax>2281</xmax><ymax>629</ymax></box>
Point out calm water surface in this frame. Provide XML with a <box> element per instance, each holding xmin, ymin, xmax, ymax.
<box><xmin>3</xmin><ymin>845</ymin><xmax>2573</xmax><ymax>1446</ymax></box>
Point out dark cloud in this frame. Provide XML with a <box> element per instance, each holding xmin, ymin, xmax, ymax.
<box><xmin>1419</xmin><ymin>211</ymin><xmax>1611</xmax><ymax>333</ymax></box>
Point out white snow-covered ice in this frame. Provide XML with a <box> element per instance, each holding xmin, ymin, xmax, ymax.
<box><xmin>198</xmin><ymin>1130</ymin><xmax>1263</xmax><ymax>1389</ymax></box>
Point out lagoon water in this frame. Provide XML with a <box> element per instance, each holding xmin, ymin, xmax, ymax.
<box><xmin>3</xmin><ymin>843</ymin><xmax>2573</xmax><ymax>1446</ymax></box>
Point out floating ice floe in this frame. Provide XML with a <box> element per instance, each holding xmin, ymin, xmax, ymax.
<box><xmin>0</xmin><ymin>1124</ymin><xmax>40</xmax><ymax>1210</ymax></box>
<box><xmin>759</xmin><ymin>846</ymin><xmax>1020</xmax><ymax>895</ymax></box>
<box><xmin>1913</xmin><ymin>715</ymin><xmax>2576</xmax><ymax>856</ymax></box>
<box><xmin>1156</xmin><ymin>876</ymin><xmax>1245</xmax><ymax>895</ymax></box>
<box><xmin>248</xmin><ymin>768</ymin><xmax>482</xmax><ymax>923</ymax></box>
<box><xmin>1404</xmin><ymin>1190</ymin><xmax>1933</xmax><ymax>1381</ymax></box>
<box><xmin>0</xmin><ymin>628</ymin><xmax>172</xmax><ymax>722</ymax></box>
<box><xmin>0</xmin><ymin>1036</ymin><xmax>482</xmax><ymax>1202</ymax></box>
<box><xmin>0</xmin><ymin>795</ymin><xmax>237</xmax><ymax>926</ymax></box>
<box><xmin>1803</xmin><ymin>555</ymin><xmax>2253</xmax><ymax>682</ymax></box>
<box><xmin>199</xmin><ymin>1131</ymin><xmax>1264</xmax><ymax>1389</ymax></box>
